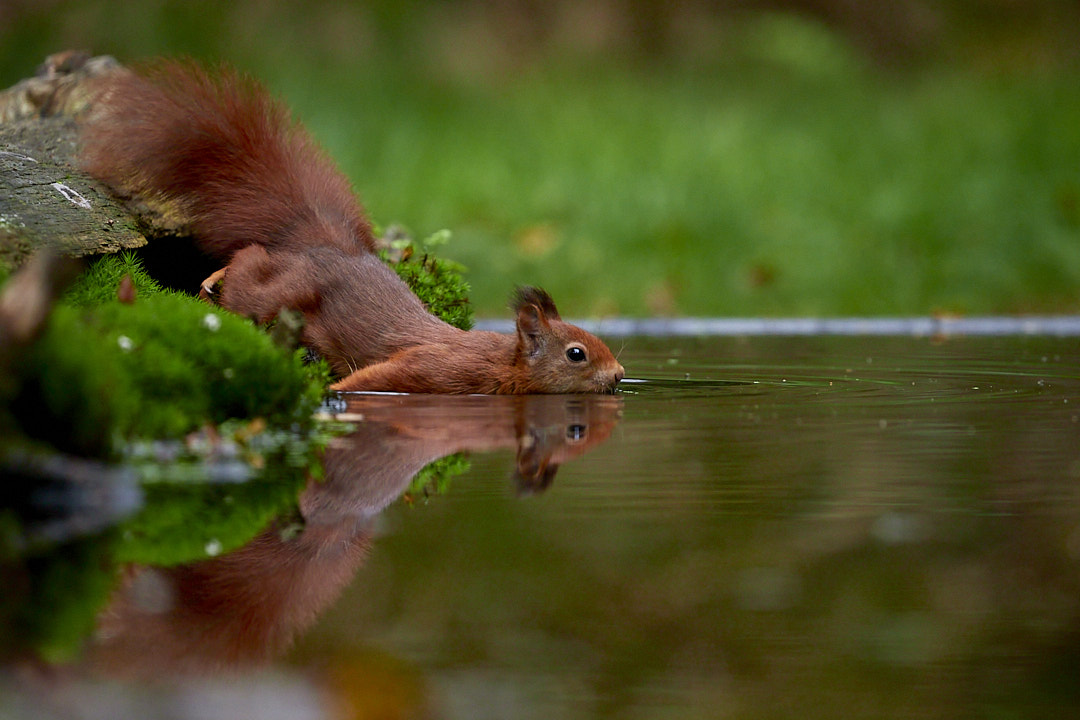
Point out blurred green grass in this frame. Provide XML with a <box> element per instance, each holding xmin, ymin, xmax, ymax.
<box><xmin>2</xmin><ymin>1</ymin><xmax>1078</xmax><ymax>317</ymax></box>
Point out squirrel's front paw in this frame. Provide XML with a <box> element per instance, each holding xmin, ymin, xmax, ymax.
<box><xmin>198</xmin><ymin>267</ymin><xmax>228</xmax><ymax>304</ymax></box>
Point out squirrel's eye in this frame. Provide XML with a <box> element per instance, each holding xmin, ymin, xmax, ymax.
<box><xmin>566</xmin><ymin>346</ymin><xmax>587</xmax><ymax>363</ymax></box>
<box><xmin>561</xmin><ymin>345</ymin><xmax>587</xmax><ymax>362</ymax></box>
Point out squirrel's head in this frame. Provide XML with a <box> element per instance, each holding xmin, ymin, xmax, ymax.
<box><xmin>512</xmin><ymin>287</ymin><xmax>624</xmax><ymax>394</ymax></box>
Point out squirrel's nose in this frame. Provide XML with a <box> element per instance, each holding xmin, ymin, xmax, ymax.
<box><xmin>614</xmin><ymin>364</ymin><xmax>625</xmax><ymax>383</ymax></box>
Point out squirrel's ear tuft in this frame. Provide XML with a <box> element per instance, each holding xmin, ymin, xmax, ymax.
<box><xmin>511</xmin><ymin>286</ymin><xmax>561</xmax><ymax>321</ymax></box>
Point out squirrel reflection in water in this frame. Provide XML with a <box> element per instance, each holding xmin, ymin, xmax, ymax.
<box><xmin>90</xmin><ymin>394</ymin><xmax>621</xmax><ymax>678</ymax></box>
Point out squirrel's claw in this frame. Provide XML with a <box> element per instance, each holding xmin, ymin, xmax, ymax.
<box><xmin>199</xmin><ymin>267</ymin><xmax>228</xmax><ymax>304</ymax></box>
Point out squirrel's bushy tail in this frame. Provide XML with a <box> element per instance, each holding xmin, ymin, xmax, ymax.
<box><xmin>80</xmin><ymin>61</ymin><xmax>374</xmax><ymax>259</ymax></box>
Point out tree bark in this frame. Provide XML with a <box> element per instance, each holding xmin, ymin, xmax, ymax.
<box><xmin>0</xmin><ymin>52</ymin><xmax>147</xmax><ymax>271</ymax></box>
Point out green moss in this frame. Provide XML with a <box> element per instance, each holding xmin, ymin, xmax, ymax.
<box><xmin>4</xmin><ymin>254</ymin><xmax>324</xmax><ymax>457</ymax></box>
<box><xmin>64</xmin><ymin>252</ymin><xmax>164</xmax><ymax>306</ymax></box>
<box><xmin>114</xmin><ymin>417</ymin><xmax>348</xmax><ymax>566</ymax></box>
<box><xmin>406</xmin><ymin>452</ymin><xmax>471</xmax><ymax>500</ymax></box>
<box><xmin>8</xmin><ymin>303</ymin><xmax>138</xmax><ymax>456</ymax></box>
<box><xmin>96</xmin><ymin>295</ymin><xmax>319</xmax><ymax>429</ymax></box>
<box><xmin>7</xmin><ymin>295</ymin><xmax>319</xmax><ymax>456</ymax></box>
<box><xmin>115</xmin><ymin>477</ymin><xmax>304</xmax><ymax>566</ymax></box>
<box><xmin>0</xmin><ymin>535</ymin><xmax>117</xmax><ymax>663</ymax></box>
<box><xmin>382</xmin><ymin>228</ymin><xmax>475</xmax><ymax>330</ymax></box>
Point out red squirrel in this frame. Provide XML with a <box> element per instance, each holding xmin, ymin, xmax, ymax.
<box><xmin>79</xmin><ymin>61</ymin><xmax>624</xmax><ymax>394</ymax></box>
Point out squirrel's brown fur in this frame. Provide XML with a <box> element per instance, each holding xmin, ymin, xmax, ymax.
<box><xmin>80</xmin><ymin>61</ymin><xmax>623</xmax><ymax>394</ymax></box>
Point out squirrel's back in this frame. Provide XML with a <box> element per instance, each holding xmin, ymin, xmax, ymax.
<box><xmin>81</xmin><ymin>61</ymin><xmax>375</xmax><ymax>260</ymax></box>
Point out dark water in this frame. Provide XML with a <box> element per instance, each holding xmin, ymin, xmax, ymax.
<box><xmin>5</xmin><ymin>335</ymin><xmax>1080</xmax><ymax>719</ymax></box>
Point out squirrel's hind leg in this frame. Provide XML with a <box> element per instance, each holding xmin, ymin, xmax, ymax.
<box><xmin>217</xmin><ymin>245</ymin><xmax>322</xmax><ymax>323</ymax></box>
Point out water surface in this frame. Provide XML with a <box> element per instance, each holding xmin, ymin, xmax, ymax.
<box><xmin>5</xmin><ymin>335</ymin><xmax>1080</xmax><ymax>719</ymax></box>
